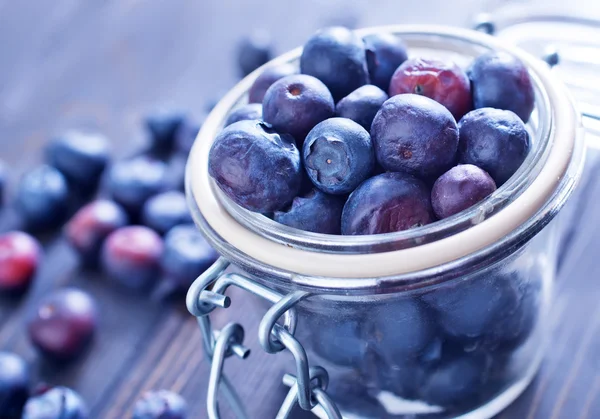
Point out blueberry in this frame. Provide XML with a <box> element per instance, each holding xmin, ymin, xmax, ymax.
<box><xmin>431</xmin><ymin>164</ymin><xmax>496</xmax><ymax>219</ymax></box>
<box><xmin>335</xmin><ymin>85</ymin><xmax>388</xmax><ymax>131</ymax></box>
<box><xmin>45</xmin><ymin>131</ymin><xmax>110</xmax><ymax>191</ymax></box>
<box><xmin>208</xmin><ymin>120</ymin><xmax>302</xmax><ymax>213</ymax></box>
<box><xmin>162</xmin><ymin>154</ymin><xmax>188</xmax><ymax>193</ymax></box>
<box><xmin>376</xmin><ymin>360</ymin><xmax>425</xmax><ymax>400</ymax></box>
<box><xmin>468</xmin><ymin>51</ymin><xmax>535</xmax><ymax>122</ymax></box>
<box><xmin>64</xmin><ymin>200</ymin><xmax>129</xmax><ymax>268</ymax></box>
<box><xmin>262</xmin><ymin>74</ymin><xmax>335</xmax><ymax>145</ymax></box>
<box><xmin>274</xmin><ymin>189</ymin><xmax>345</xmax><ymax>234</ymax></box>
<box><xmin>458</xmin><ymin>108</ymin><xmax>530</xmax><ymax>186</ymax></box>
<box><xmin>141</xmin><ymin>191</ymin><xmax>192</xmax><ymax>235</ymax></box>
<box><xmin>145</xmin><ymin>109</ymin><xmax>187</xmax><ymax>154</ymax></box>
<box><xmin>224</xmin><ymin>104</ymin><xmax>262</xmax><ymax>127</ymax></box>
<box><xmin>363</xmin><ymin>33</ymin><xmax>408</xmax><ymax>91</ymax></box>
<box><xmin>237</xmin><ymin>31</ymin><xmax>272</xmax><ymax>76</ymax></box>
<box><xmin>105</xmin><ymin>157</ymin><xmax>167</xmax><ymax>216</ymax></box>
<box><xmin>371</xmin><ymin>94</ymin><xmax>459</xmax><ymax>179</ymax></box>
<box><xmin>132</xmin><ymin>390</ymin><xmax>187</xmax><ymax>419</ymax></box>
<box><xmin>0</xmin><ymin>351</ymin><xmax>29</xmax><ymax>419</ymax></box>
<box><xmin>28</xmin><ymin>288</ymin><xmax>98</xmax><ymax>362</ymax></box>
<box><xmin>300</xmin><ymin>27</ymin><xmax>369</xmax><ymax>101</ymax></box>
<box><xmin>0</xmin><ymin>160</ymin><xmax>6</xmax><ymax>206</ymax></box>
<box><xmin>389</xmin><ymin>57</ymin><xmax>473</xmax><ymax>121</ymax></box>
<box><xmin>101</xmin><ymin>226</ymin><xmax>164</xmax><ymax>290</ymax></box>
<box><xmin>325</xmin><ymin>371</ymin><xmax>387</xmax><ymax>418</ymax></box>
<box><xmin>248</xmin><ymin>63</ymin><xmax>296</xmax><ymax>104</ymax></box>
<box><xmin>22</xmin><ymin>387</ymin><xmax>88</xmax><ymax>419</ymax></box>
<box><xmin>160</xmin><ymin>224</ymin><xmax>218</xmax><ymax>289</ymax></box>
<box><xmin>16</xmin><ymin>165</ymin><xmax>69</xmax><ymax>231</ymax></box>
<box><xmin>0</xmin><ymin>231</ymin><xmax>41</xmax><ymax>294</ymax></box>
<box><xmin>174</xmin><ymin>117</ymin><xmax>202</xmax><ymax>155</ymax></box>
<box><xmin>303</xmin><ymin>118</ymin><xmax>375</xmax><ymax>195</ymax></box>
<box><xmin>341</xmin><ymin>172</ymin><xmax>434</xmax><ymax>235</ymax></box>
<box><xmin>308</xmin><ymin>316</ymin><xmax>367</xmax><ymax>367</ymax></box>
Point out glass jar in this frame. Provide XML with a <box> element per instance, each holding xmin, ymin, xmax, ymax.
<box><xmin>185</xmin><ymin>25</ymin><xmax>584</xmax><ymax>419</ymax></box>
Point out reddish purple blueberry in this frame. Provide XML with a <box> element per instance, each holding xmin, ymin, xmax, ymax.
<box><xmin>341</xmin><ymin>172</ymin><xmax>434</xmax><ymax>235</ymax></box>
<box><xmin>363</xmin><ymin>33</ymin><xmax>408</xmax><ymax>91</ymax></box>
<box><xmin>300</xmin><ymin>27</ymin><xmax>369</xmax><ymax>101</ymax></box>
<box><xmin>64</xmin><ymin>200</ymin><xmax>129</xmax><ymax>268</ymax></box>
<box><xmin>335</xmin><ymin>85</ymin><xmax>388</xmax><ymax>131</ymax></box>
<box><xmin>22</xmin><ymin>386</ymin><xmax>88</xmax><ymax>419</ymax></box>
<box><xmin>468</xmin><ymin>51</ymin><xmax>535</xmax><ymax>122</ymax></box>
<box><xmin>0</xmin><ymin>351</ymin><xmax>29</xmax><ymax>419</ymax></box>
<box><xmin>133</xmin><ymin>390</ymin><xmax>187</xmax><ymax>419</ymax></box>
<box><xmin>224</xmin><ymin>103</ymin><xmax>262</xmax><ymax>127</ymax></box>
<box><xmin>274</xmin><ymin>189</ymin><xmax>345</xmax><ymax>234</ymax></box>
<box><xmin>141</xmin><ymin>191</ymin><xmax>192</xmax><ymax>235</ymax></box>
<box><xmin>145</xmin><ymin>109</ymin><xmax>187</xmax><ymax>154</ymax></box>
<box><xmin>208</xmin><ymin>120</ymin><xmax>302</xmax><ymax>213</ymax></box>
<box><xmin>101</xmin><ymin>226</ymin><xmax>164</xmax><ymax>290</ymax></box>
<box><xmin>389</xmin><ymin>57</ymin><xmax>473</xmax><ymax>121</ymax></box>
<box><xmin>431</xmin><ymin>164</ymin><xmax>496</xmax><ymax>219</ymax></box>
<box><xmin>458</xmin><ymin>108</ymin><xmax>530</xmax><ymax>186</ymax></box>
<box><xmin>303</xmin><ymin>118</ymin><xmax>375</xmax><ymax>195</ymax></box>
<box><xmin>28</xmin><ymin>288</ymin><xmax>98</xmax><ymax>362</ymax></box>
<box><xmin>248</xmin><ymin>63</ymin><xmax>297</xmax><ymax>104</ymax></box>
<box><xmin>371</xmin><ymin>94</ymin><xmax>459</xmax><ymax>179</ymax></box>
<box><xmin>262</xmin><ymin>74</ymin><xmax>334</xmax><ymax>144</ymax></box>
<box><xmin>237</xmin><ymin>32</ymin><xmax>272</xmax><ymax>76</ymax></box>
<box><xmin>0</xmin><ymin>231</ymin><xmax>41</xmax><ymax>294</ymax></box>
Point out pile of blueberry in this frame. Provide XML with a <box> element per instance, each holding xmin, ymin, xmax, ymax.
<box><xmin>209</xmin><ymin>27</ymin><xmax>534</xmax><ymax>235</ymax></box>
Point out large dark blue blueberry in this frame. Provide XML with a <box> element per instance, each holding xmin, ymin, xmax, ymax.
<box><xmin>141</xmin><ymin>191</ymin><xmax>192</xmax><ymax>235</ymax></box>
<box><xmin>0</xmin><ymin>351</ymin><xmax>29</xmax><ymax>419</ymax></box>
<box><xmin>0</xmin><ymin>160</ymin><xmax>6</xmax><ymax>206</ymax></box>
<box><xmin>224</xmin><ymin>104</ymin><xmax>262</xmax><ymax>127</ymax></box>
<box><xmin>22</xmin><ymin>387</ymin><xmax>88</xmax><ymax>419</ymax></box>
<box><xmin>237</xmin><ymin>32</ymin><xmax>272</xmax><ymax>76</ymax></box>
<box><xmin>363</xmin><ymin>33</ymin><xmax>408</xmax><ymax>91</ymax></box>
<box><xmin>376</xmin><ymin>360</ymin><xmax>425</xmax><ymax>400</ymax></box>
<box><xmin>248</xmin><ymin>63</ymin><xmax>297</xmax><ymax>104</ymax></box>
<box><xmin>45</xmin><ymin>131</ymin><xmax>110</xmax><ymax>191</ymax></box>
<box><xmin>458</xmin><ymin>108</ymin><xmax>530</xmax><ymax>186</ymax></box>
<box><xmin>303</xmin><ymin>118</ymin><xmax>374</xmax><ymax>195</ymax></box>
<box><xmin>309</xmin><ymin>316</ymin><xmax>367</xmax><ymax>367</ymax></box>
<box><xmin>431</xmin><ymin>164</ymin><xmax>496</xmax><ymax>219</ymax></box>
<box><xmin>133</xmin><ymin>390</ymin><xmax>187</xmax><ymax>419</ymax></box>
<box><xmin>469</xmin><ymin>51</ymin><xmax>535</xmax><ymax>122</ymax></box>
<box><xmin>341</xmin><ymin>172</ymin><xmax>434</xmax><ymax>235</ymax></box>
<box><xmin>335</xmin><ymin>85</ymin><xmax>388</xmax><ymax>131</ymax></box>
<box><xmin>161</xmin><ymin>224</ymin><xmax>218</xmax><ymax>289</ymax></box>
<box><xmin>105</xmin><ymin>157</ymin><xmax>167</xmax><ymax>216</ymax></box>
<box><xmin>300</xmin><ymin>27</ymin><xmax>369</xmax><ymax>101</ymax></box>
<box><xmin>208</xmin><ymin>120</ymin><xmax>302</xmax><ymax>213</ymax></box>
<box><xmin>262</xmin><ymin>74</ymin><xmax>334</xmax><ymax>144</ymax></box>
<box><xmin>175</xmin><ymin>117</ymin><xmax>202</xmax><ymax>155</ymax></box>
<box><xmin>16</xmin><ymin>165</ymin><xmax>69</xmax><ymax>231</ymax></box>
<box><xmin>145</xmin><ymin>109</ymin><xmax>187</xmax><ymax>154</ymax></box>
<box><xmin>274</xmin><ymin>189</ymin><xmax>345</xmax><ymax>234</ymax></box>
<box><xmin>371</xmin><ymin>94</ymin><xmax>459</xmax><ymax>179</ymax></box>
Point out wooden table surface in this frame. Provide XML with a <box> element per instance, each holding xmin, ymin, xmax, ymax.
<box><xmin>1</xmin><ymin>1</ymin><xmax>600</xmax><ymax>418</ymax></box>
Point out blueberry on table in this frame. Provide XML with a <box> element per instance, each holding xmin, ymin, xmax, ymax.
<box><xmin>371</xmin><ymin>94</ymin><xmax>459</xmax><ymax>179</ymax></box>
<box><xmin>0</xmin><ymin>231</ymin><xmax>41</xmax><ymax>294</ymax></box>
<box><xmin>105</xmin><ymin>157</ymin><xmax>167</xmax><ymax>217</ymax></box>
<box><xmin>28</xmin><ymin>288</ymin><xmax>98</xmax><ymax>362</ymax></box>
<box><xmin>468</xmin><ymin>51</ymin><xmax>535</xmax><ymax>122</ymax></box>
<box><xmin>132</xmin><ymin>390</ymin><xmax>187</xmax><ymax>419</ymax></box>
<box><xmin>274</xmin><ymin>189</ymin><xmax>345</xmax><ymax>234</ymax></box>
<box><xmin>300</xmin><ymin>27</ymin><xmax>369</xmax><ymax>101</ymax></box>
<box><xmin>22</xmin><ymin>386</ymin><xmax>88</xmax><ymax>419</ymax></box>
<box><xmin>224</xmin><ymin>103</ymin><xmax>262</xmax><ymax>127</ymax></box>
<box><xmin>341</xmin><ymin>172</ymin><xmax>434</xmax><ymax>235</ymax></box>
<box><xmin>64</xmin><ymin>200</ymin><xmax>129</xmax><ymax>268</ymax></box>
<box><xmin>45</xmin><ymin>131</ymin><xmax>110</xmax><ymax>191</ymax></box>
<box><xmin>431</xmin><ymin>164</ymin><xmax>496</xmax><ymax>219</ymax></box>
<box><xmin>208</xmin><ymin>120</ymin><xmax>302</xmax><ymax>213</ymax></box>
<box><xmin>335</xmin><ymin>84</ymin><xmax>388</xmax><ymax>131</ymax></box>
<box><xmin>141</xmin><ymin>191</ymin><xmax>192</xmax><ymax>235</ymax></box>
<box><xmin>0</xmin><ymin>351</ymin><xmax>29</xmax><ymax>419</ymax></box>
<box><xmin>101</xmin><ymin>226</ymin><xmax>164</xmax><ymax>290</ymax></box>
<box><xmin>363</xmin><ymin>32</ymin><xmax>408</xmax><ymax>92</ymax></box>
<box><xmin>160</xmin><ymin>224</ymin><xmax>218</xmax><ymax>289</ymax></box>
<box><xmin>174</xmin><ymin>117</ymin><xmax>202</xmax><ymax>155</ymax></box>
<box><xmin>458</xmin><ymin>108</ymin><xmax>530</xmax><ymax>186</ymax></box>
<box><xmin>303</xmin><ymin>117</ymin><xmax>375</xmax><ymax>195</ymax></box>
<box><xmin>237</xmin><ymin>31</ymin><xmax>273</xmax><ymax>76</ymax></box>
<box><xmin>262</xmin><ymin>74</ymin><xmax>334</xmax><ymax>145</ymax></box>
<box><xmin>389</xmin><ymin>57</ymin><xmax>473</xmax><ymax>121</ymax></box>
<box><xmin>145</xmin><ymin>109</ymin><xmax>187</xmax><ymax>154</ymax></box>
<box><xmin>248</xmin><ymin>63</ymin><xmax>296</xmax><ymax>104</ymax></box>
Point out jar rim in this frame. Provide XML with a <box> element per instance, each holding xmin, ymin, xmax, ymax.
<box><xmin>186</xmin><ymin>24</ymin><xmax>583</xmax><ymax>286</ymax></box>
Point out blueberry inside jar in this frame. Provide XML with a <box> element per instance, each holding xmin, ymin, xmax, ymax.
<box><xmin>187</xmin><ymin>26</ymin><xmax>583</xmax><ymax>419</ymax></box>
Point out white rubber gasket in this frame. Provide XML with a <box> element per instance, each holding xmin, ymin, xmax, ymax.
<box><xmin>188</xmin><ymin>25</ymin><xmax>577</xmax><ymax>279</ymax></box>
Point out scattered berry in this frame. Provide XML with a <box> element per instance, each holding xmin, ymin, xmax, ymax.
<box><xmin>248</xmin><ymin>63</ymin><xmax>296</xmax><ymax>104</ymax></box>
<box><xmin>0</xmin><ymin>351</ymin><xmax>29</xmax><ymax>419</ymax></box>
<box><xmin>224</xmin><ymin>103</ymin><xmax>262</xmax><ymax>127</ymax></box>
<box><xmin>22</xmin><ymin>386</ymin><xmax>88</xmax><ymax>419</ymax></box>
<box><xmin>335</xmin><ymin>85</ymin><xmax>388</xmax><ymax>131</ymax></box>
<box><xmin>132</xmin><ymin>390</ymin><xmax>187</xmax><ymax>419</ymax></box>
<box><xmin>363</xmin><ymin>33</ymin><xmax>408</xmax><ymax>91</ymax></box>
<box><xmin>145</xmin><ymin>109</ymin><xmax>187</xmax><ymax>154</ymax></box>
<box><xmin>0</xmin><ymin>231</ymin><xmax>41</xmax><ymax>294</ymax></box>
<box><xmin>274</xmin><ymin>189</ymin><xmax>345</xmax><ymax>234</ymax></box>
<box><xmin>237</xmin><ymin>31</ymin><xmax>272</xmax><ymax>76</ymax></box>
<box><xmin>141</xmin><ymin>191</ymin><xmax>192</xmax><ymax>235</ymax></box>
